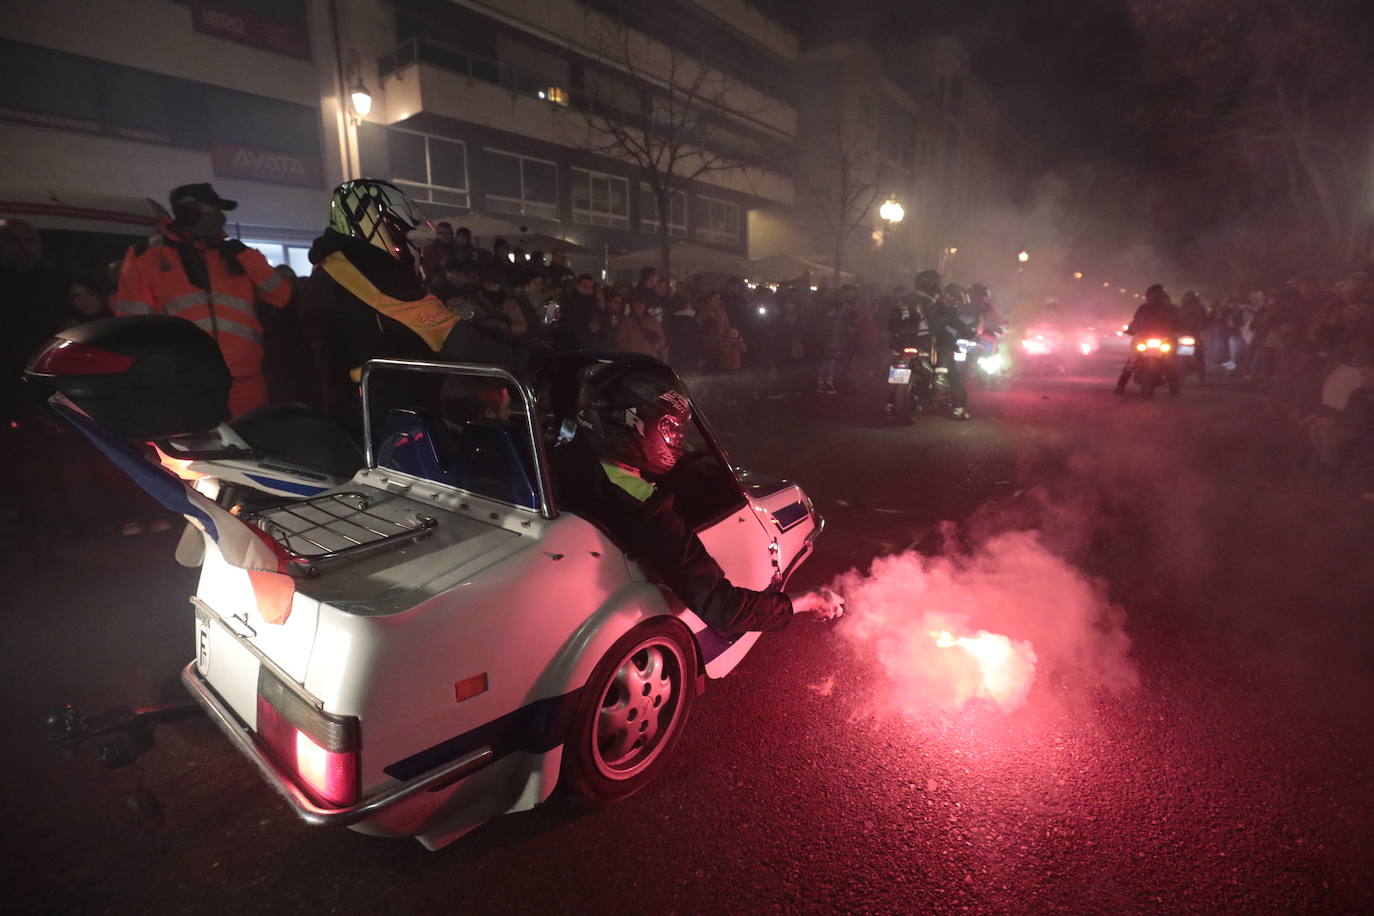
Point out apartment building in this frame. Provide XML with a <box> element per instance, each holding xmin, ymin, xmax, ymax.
<box><xmin>1</xmin><ymin>0</ymin><xmax>799</xmax><ymax>273</ymax></box>
<box><xmin>789</xmin><ymin>41</ymin><xmax>921</xmax><ymax>279</ymax></box>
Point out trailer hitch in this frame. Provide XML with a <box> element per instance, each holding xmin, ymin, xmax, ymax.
<box><xmin>45</xmin><ymin>702</ymin><xmax>205</xmax><ymax>769</ymax></box>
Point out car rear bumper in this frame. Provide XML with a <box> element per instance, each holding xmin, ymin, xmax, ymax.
<box><xmin>180</xmin><ymin>662</ymin><xmax>493</xmax><ymax>828</ymax></box>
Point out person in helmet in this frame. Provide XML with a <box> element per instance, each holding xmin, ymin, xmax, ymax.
<box><xmin>1178</xmin><ymin>289</ymin><xmax>1209</xmax><ymax>385</ymax></box>
<box><xmin>966</xmin><ymin>283</ymin><xmax>1005</xmax><ymax>334</ymax></box>
<box><xmin>1115</xmin><ymin>284</ymin><xmax>1184</xmax><ymax>394</ymax></box>
<box><xmin>930</xmin><ymin>282</ymin><xmax>976</xmax><ymax>419</ymax></box>
<box><xmin>553</xmin><ymin>362</ymin><xmax>842</xmax><ymax>634</ymax></box>
<box><xmin>301</xmin><ymin>179</ymin><xmax>471</xmax><ymax>412</ymax></box>
<box><xmin>888</xmin><ymin>269</ymin><xmax>938</xmax><ymax>352</ymax></box>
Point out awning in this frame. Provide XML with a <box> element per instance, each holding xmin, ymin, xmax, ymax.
<box><xmin>610</xmin><ymin>241</ymin><xmax>753</xmax><ymax>276</ymax></box>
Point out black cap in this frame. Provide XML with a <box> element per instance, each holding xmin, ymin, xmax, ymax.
<box><xmin>169</xmin><ymin>182</ymin><xmax>238</xmax><ymax>211</ymax></box>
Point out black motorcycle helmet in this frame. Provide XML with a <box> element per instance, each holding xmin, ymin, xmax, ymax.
<box><xmin>915</xmin><ymin>269</ymin><xmax>943</xmax><ymax>296</ymax></box>
<box><xmin>1145</xmin><ymin>283</ymin><xmax>1169</xmax><ymax>304</ymax></box>
<box><xmin>943</xmin><ymin>283</ymin><xmax>971</xmax><ymax>309</ymax></box>
<box><xmin>969</xmin><ymin>282</ymin><xmax>991</xmax><ymax>302</ymax></box>
<box><xmin>577</xmin><ymin>363</ymin><xmax>693</xmax><ymax>478</ymax></box>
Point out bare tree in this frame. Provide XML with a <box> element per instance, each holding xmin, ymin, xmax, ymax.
<box><xmin>1132</xmin><ymin>0</ymin><xmax>1374</xmax><ymax>277</ymax></box>
<box><xmin>561</xmin><ymin>16</ymin><xmax>773</xmax><ymax>277</ymax></box>
<box><xmin>797</xmin><ymin>104</ymin><xmax>888</xmax><ymax>282</ymax></box>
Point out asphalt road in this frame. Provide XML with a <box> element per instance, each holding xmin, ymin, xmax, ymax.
<box><xmin>6</xmin><ymin>356</ymin><xmax>1373</xmax><ymax>914</ymax></box>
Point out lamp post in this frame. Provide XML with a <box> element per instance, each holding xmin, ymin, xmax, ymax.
<box><xmin>879</xmin><ymin>198</ymin><xmax>904</xmax><ymax>287</ymax></box>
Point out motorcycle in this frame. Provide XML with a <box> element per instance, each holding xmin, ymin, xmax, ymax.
<box><xmin>960</xmin><ymin>331</ymin><xmax>1009</xmax><ymax>389</ymax></box>
<box><xmin>1123</xmin><ymin>335</ymin><xmax>1186</xmax><ymax>398</ymax></box>
<box><xmin>888</xmin><ymin>340</ymin><xmax>953</xmax><ymax>423</ymax></box>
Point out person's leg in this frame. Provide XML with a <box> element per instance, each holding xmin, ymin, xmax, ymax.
<box><xmin>1115</xmin><ymin>357</ymin><xmax>1133</xmax><ymax>393</ymax></box>
<box><xmin>1195</xmin><ymin>339</ymin><xmax>1207</xmax><ymax>385</ymax></box>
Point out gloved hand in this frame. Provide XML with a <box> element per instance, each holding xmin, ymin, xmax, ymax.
<box><xmin>790</xmin><ymin>587</ymin><xmax>845</xmax><ymax>621</ymax></box>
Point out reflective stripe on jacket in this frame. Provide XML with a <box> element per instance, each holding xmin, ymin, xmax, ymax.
<box><xmin>114</xmin><ymin>229</ymin><xmax>290</xmax><ymax>381</ymax></box>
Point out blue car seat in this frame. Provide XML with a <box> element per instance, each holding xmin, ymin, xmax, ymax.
<box><xmin>374</xmin><ymin>408</ymin><xmax>537</xmax><ymax>509</ymax></box>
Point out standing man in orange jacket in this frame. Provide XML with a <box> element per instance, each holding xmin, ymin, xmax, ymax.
<box><xmin>114</xmin><ymin>183</ymin><xmax>290</xmax><ymax>416</ymax></box>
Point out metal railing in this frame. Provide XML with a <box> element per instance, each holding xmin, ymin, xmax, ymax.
<box><xmin>376</xmin><ymin>37</ymin><xmax>784</xmax><ymax>167</ymax></box>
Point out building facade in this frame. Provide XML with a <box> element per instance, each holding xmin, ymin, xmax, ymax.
<box><xmin>1</xmin><ymin>0</ymin><xmax>798</xmax><ymax>272</ymax></box>
<box><xmin>788</xmin><ymin>41</ymin><xmax>921</xmax><ymax>282</ymax></box>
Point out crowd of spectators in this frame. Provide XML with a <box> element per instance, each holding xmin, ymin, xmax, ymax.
<box><xmin>8</xmin><ymin>207</ymin><xmax>1374</xmax><ymax>551</ymax></box>
<box><xmin>1185</xmin><ymin>272</ymin><xmax>1374</xmax><ymax>491</ymax></box>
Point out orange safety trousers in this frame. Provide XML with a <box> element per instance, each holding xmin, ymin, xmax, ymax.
<box><xmin>115</xmin><ymin>230</ymin><xmax>290</xmax><ymax>416</ymax></box>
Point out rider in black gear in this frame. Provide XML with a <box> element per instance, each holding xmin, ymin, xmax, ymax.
<box><xmin>1178</xmin><ymin>289</ymin><xmax>1208</xmax><ymax>385</ymax></box>
<box><xmin>928</xmin><ymin>278</ymin><xmax>976</xmax><ymax>419</ymax></box>
<box><xmin>1115</xmin><ymin>284</ymin><xmax>1184</xmax><ymax>394</ymax></box>
<box><xmin>552</xmin><ymin>362</ymin><xmax>841</xmax><ymax>634</ymax></box>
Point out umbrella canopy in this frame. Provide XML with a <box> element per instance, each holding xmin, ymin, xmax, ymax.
<box><xmin>512</xmin><ymin>232</ymin><xmax>598</xmax><ymax>256</ymax></box>
<box><xmin>610</xmin><ymin>241</ymin><xmax>752</xmax><ymax>276</ymax></box>
<box><xmin>751</xmin><ymin>252</ymin><xmax>854</xmax><ymax>283</ymax></box>
<box><xmin>411</xmin><ymin>211</ymin><xmax>523</xmax><ymax>243</ymax></box>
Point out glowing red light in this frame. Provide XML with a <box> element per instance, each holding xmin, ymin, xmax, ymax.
<box><xmin>29</xmin><ymin>339</ymin><xmax>136</xmax><ymax>375</ymax></box>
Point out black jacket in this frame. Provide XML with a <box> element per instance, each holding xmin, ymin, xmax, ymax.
<box><xmin>1127</xmin><ymin>301</ymin><xmax>1183</xmax><ymax>338</ymax></box>
<box><xmin>553</xmin><ymin>437</ymin><xmax>793</xmax><ymax>635</ymax></box>
<box><xmin>301</xmin><ymin>229</ymin><xmax>436</xmax><ymax>412</ymax></box>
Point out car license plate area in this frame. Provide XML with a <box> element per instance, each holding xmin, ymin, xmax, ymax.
<box><xmin>888</xmin><ymin>368</ymin><xmax>912</xmax><ymax>385</ymax></box>
<box><xmin>1178</xmin><ymin>344</ymin><xmax>1195</xmax><ymax>356</ymax></box>
<box><xmin>194</xmin><ymin>607</ymin><xmax>262</xmax><ymax>729</ymax></box>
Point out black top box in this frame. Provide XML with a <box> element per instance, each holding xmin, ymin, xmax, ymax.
<box><xmin>26</xmin><ymin>315</ymin><xmax>232</xmax><ymax>439</ymax></box>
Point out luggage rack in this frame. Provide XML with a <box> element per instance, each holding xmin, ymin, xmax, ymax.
<box><xmin>244</xmin><ymin>491</ymin><xmax>437</xmax><ymax>577</ymax></box>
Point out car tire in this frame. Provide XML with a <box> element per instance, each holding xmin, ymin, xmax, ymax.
<box><xmin>561</xmin><ymin>618</ymin><xmax>697</xmax><ymax>805</ymax></box>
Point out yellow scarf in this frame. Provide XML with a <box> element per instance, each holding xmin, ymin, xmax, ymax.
<box><xmin>319</xmin><ymin>251</ymin><xmax>457</xmax><ymax>352</ymax></box>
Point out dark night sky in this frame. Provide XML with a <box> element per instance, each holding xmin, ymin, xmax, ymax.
<box><xmin>787</xmin><ymin>0</ymin><xmax>1149</xmax><ymax>177</ymax></box>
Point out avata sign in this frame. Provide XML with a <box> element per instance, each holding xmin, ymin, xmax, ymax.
<box><xmin>211</xmin><ymin>142</ymin><xmax>323</xmax><ymax>188</ymax></box>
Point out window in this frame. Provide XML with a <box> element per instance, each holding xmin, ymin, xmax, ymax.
<box><xmin>694</xmin><ymin>195</ymin><xmax>739</xmax><ymax>245</ymax></box>
<box><xmin>388</xmin><ymin>130</ymin><xmax>470</xmax><ymax>208</ymax></box>
<box><xmin>639</xmin><ymin>184</ymin><xmax>687</xmax><ymax>238</ymax></box>
<box><xmin>484</xmin><ymin>149</ymin><xmax>558</xmax><ymax>221</ymax></box>
<box><xmin>241</xmin><ymin>239</ymin><xmax>312</xmax><ymax>276</ymax></box>
<box><xmin>571</xmin><ymin>168</ymin><xmax>628</xmax><ymax>228</ymax></box>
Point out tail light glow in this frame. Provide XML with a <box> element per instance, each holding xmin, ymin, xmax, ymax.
<box><xmin>1022</xmin><ymin>337</ymin><xmax>1051</xmax><ymax>355</ymax></box>
<box><xmin>1179</xmin><ymin>336</ymin><xmax>1196</xmax><ymax>346</ymax></box>
<box><xmin>29</xmin><ymin>338</ymin><xmax>136</xmax><ymax>375</ymax></box>
<box><xmin>1136</xmin><ymin>342</ymin><xmax>1147</xmax><ymax>351</ymax></box>
<box><xmin>255</xmin><ymin>669</ymin><xmax>359</xmax><ymax>807</ymax></box>
<box><xmin>1145</xmin><ymin>338</ymin><xmax>1162</xmax><ymax>349</ymax></box>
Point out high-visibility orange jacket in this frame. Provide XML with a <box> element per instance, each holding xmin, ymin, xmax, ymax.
<box><xmin>114</xmin><ymin>223</ymin><xmax>290</xmax><ymax>416</ymax></box>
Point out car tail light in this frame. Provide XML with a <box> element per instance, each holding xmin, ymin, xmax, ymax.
<box><xmin>255</xmin><ymin>668</ymin><xmax>359</xmax><ymax>807</ymax></box>
<box><xmin>1145</xmin><ymin>338</ymin><xmax>1162</xmax><ymax>349</ymax></box>
<box><xmin>1136</xmin><ymin>342</ymin><xmax>1147</xmax><ymax>351</ymax></box>
<box><xmin>28</xmin><ymin>338</ymin><xmax>137</xmax><ymax>375</ymax></box>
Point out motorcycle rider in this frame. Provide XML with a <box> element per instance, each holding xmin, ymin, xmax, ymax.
<box><xmin>553</xmin><ymin>362</ymin><xmax>842</xmax><ymax>633</ymax></box>
<box><xmin>927</xmin><ymin>276</ymin><xmax>976</xmax><ymax>420</ymax></box>
<box><xmin>1115</xmin><ymin>283</ymin><xmax>1184</xmax><ymax>394</ymax></box>
<box><xmin>301</xmin><ymin>179</ymin><xmax>488</xmax><ymax>413</ymax></box>
<box><xmin>1178</xmin><ymin>289</ymin><xmax>1208</xmax><ymax>386</ymax></box>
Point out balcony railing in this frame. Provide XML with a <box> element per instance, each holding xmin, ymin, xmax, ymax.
<box><xmin>377</xmin><ymin>37</ymin><xmax>787</xmax><ymax>169</ymax></box>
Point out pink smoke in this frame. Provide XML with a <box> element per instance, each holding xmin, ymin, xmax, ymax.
<box><xmin>832</xmin><ymin>529</ymin><xmax>1138</xmax><ymax>716</ymax></box>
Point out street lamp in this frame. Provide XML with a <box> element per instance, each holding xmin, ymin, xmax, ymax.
<box><xmin>345</xmin><ymin>50</ymin><xmax>372</xmax><ymax>123</ymax></box>
<box><xmin>1073</xmin><ymin>271</ymin><xmax>1083</xmax><ymax>280</ymax></box>
<box><xmin>879</xmin><ymin>198</ymin><xmax>905</xmax><ymax>223</ymax></box>
<box><xmin>1018</xmin><ymin>250</ymin><xmax>1030</xmax><ymax>263</ymax></box>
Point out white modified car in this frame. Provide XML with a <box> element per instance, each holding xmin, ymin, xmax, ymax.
<box><xmin>182</xmin><ymin>354</ymin><xmax>821</xmax><ymax>850</ymax></box>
